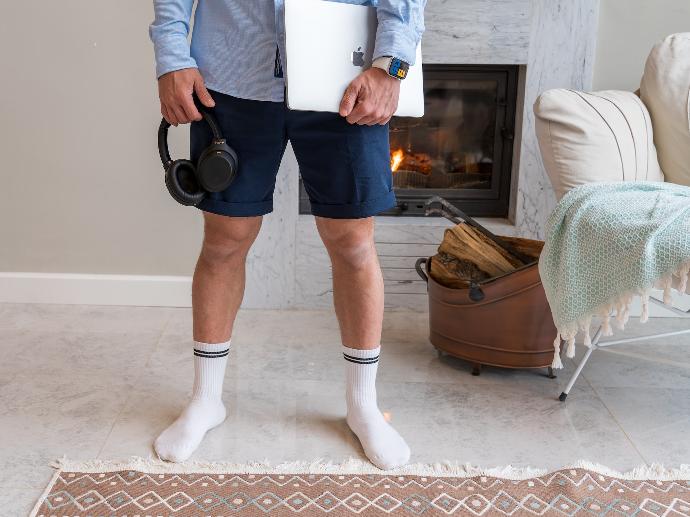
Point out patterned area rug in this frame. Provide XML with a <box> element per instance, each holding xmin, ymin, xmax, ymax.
<box><xmin>31</xmin><ymin>458</ymin><xmax>690</xmax><ymax>516</ymax></box>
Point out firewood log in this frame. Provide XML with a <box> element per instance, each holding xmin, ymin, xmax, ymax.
<box><xmin>430</xmin><ymin>252</ymin><xmax>491</xmax><ymax>288</ymax></box>
<box><xmin>438</xmin><ymin>224</ymin><xmax>522</xmax><ymax>278</ymax></box>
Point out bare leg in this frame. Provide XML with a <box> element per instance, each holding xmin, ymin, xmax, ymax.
<box><xmin>316</xmin><ymin>216</ymin><xmax>410</xmax><ymax>469</ymax></box>
<box><xmin>154</xmin><ymin>212</ymin><xmax>262</xmax><ymax>462</ymax></box>
<box><xmin>315</xmin><ymin>217</ymin><xmax>383</xmax><ymax>349</ymax></box>
<box><xmin>193</xmin><ymin>213</ymin><xmax>263</xmax><ymax>342</ymax></box>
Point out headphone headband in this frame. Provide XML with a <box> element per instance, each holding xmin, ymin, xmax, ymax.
<box><xmin>158</xmin><ymin>102</ymin><xmax>224</xmax><ymax>168</ymax></box>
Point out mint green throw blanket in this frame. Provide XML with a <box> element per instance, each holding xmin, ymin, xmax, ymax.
<box><xmin>539</xmin><ymin>182</ymin><xmax>690</xmax><ymax>368</ymax></box>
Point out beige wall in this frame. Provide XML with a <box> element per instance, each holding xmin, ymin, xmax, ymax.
<box><xmin>2</xmin><ymin>0</ymin><xmax>684</xmax><ymax>278</ymax></box>
<box><xmin>593</xmin><ymin>0</ymin><xmax>690</xmax><ymax>91</ymax></box>
<box><xmin>0</xmin><ymin>1</ymin><xmax>202</xmax><ymax>276</ymax></box>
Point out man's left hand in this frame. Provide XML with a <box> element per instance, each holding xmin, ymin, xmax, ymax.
<box><xmin>339</xmin><ymin>68</ymin><xmax>400</xmax><ymax>125</ymax></box>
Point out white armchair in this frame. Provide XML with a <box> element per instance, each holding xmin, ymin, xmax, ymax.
<box><xmin>533</xmin><ymin>33</ymin><xmax>690</xmax><ymax>400</ymax></box>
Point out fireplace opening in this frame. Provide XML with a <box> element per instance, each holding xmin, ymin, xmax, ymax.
<box><xmin>299</xmin><ymin>64</ymin><xmax>520</xmax><ymax>217</ymax></box>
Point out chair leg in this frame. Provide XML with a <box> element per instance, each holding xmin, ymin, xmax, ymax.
<box><xmin>559</xmin><ymin>325</ymin><xmax>603</xmax><ymax>402</ymax></box>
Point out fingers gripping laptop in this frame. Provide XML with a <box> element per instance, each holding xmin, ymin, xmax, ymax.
<box><xmin>284</xmin><ymin>0</ymin><xmax>425</xmax><ymax>118</ymax></box>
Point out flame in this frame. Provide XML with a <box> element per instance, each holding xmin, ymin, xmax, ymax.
<box><xmin>390</xmin><ymin>148</ymin><xmax>404</xmax><ymax>172</ymax></box>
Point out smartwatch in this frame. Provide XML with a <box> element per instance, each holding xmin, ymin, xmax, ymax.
<box><xmin>372</xmin><ymin>56</ymin><xmax>410</xmax><ymax>80</ymax></box>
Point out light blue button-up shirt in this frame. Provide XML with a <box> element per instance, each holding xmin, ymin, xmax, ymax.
<box><xmin>150</xmin><ymin>0</ymin><xmax>425</xmax><ymax>102</ymax></box>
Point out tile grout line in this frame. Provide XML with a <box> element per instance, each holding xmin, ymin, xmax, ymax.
<box><xmin>95</xmin><ymin>309</ymin><xmax>176</xmax><ymax>459</ymax></box>
<box><xmin>582</xmin><ymin>344</ymin><xmax>690</xmax><ymax>438</ymax></box>
<box><xmin>580</xmin><ymin>368</ymin><xmax>651</xmax><ymax>467</ymax></box>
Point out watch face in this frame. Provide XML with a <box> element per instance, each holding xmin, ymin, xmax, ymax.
<box><xmin>389</xmin><ymin>58</ymin><xmax>409</xmax><ymax>79</ymax></box>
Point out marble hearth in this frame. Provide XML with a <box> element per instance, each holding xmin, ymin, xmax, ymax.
<box><xmin>243</xmin><ymin>0</ymin><xmax>600</xmax><ymax>310</ymax></box>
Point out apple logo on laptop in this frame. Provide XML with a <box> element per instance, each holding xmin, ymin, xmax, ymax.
<box><xmin>351</xmin><ymin>47</ymin><xmax>365</xmax><ymax>67</ymax></box>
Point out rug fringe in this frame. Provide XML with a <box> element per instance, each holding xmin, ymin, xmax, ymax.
<box><xmin>49</xmin><ymin>456</ymin><xmax>690</xmax><ymax>481</ymax></box>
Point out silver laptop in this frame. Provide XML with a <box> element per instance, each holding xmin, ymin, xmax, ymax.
<box><xmin>284</xmin><ymin>0</ymin><xmax>424</xmax><ymax>118</ymax></box>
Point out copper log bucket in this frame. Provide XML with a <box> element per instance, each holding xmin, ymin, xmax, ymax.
<box><xmin>415</xmin><ymin>256</ymin><xmax>557</xmax><ymax>370</ymax></box>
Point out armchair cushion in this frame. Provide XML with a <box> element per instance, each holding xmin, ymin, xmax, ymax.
<box><xmin>534</xmin><ymin>89</ymin><xmax>664</xmax><ymax>200</ymax></box>
<box><xmin>641</xmin><ymin>33</ymin><xmax>690</xmax><ymax>188</ymax></box>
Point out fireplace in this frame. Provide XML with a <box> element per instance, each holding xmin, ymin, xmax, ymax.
<box><xmin>299</xmin><ymin>64</ymin><xmax>520</xmax><ymax>217</ymax></box>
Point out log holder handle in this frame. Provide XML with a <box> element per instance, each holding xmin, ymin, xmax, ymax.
<box><xmin>416</xmin><ymin>257</ymin><xmax>486</xmax><ymax>302</ymax></box>
<box><xmin>415</xmin><ymin>257</ymin><xmax>429</xmax><ymax>283</ymax></box>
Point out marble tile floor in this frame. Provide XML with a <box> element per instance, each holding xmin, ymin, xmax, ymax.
<box><xmin>0</xmin><ymin>303</ymin><xmax>688</xmax><ymax>515</ymax></box>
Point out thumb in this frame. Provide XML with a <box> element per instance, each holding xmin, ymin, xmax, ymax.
<box><xmin>339</xmin><ymin>82</ymin><xmax>360</xmax><ymax>117</ymax></box>
<box><xmin>194</xmin><ymin>77</ymin><xmax>216</xmax><ymax>108</ymax></box>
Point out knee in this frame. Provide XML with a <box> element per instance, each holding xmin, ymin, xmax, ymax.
<box><xmin>200</xmin><ymin>217</ymin><xmax>260</xmax><ymax>266</ymax></box>
<box><xmin>319</xmin><ymin>222</ymin><xmax>376</xmax><ymax>270</ymax></box>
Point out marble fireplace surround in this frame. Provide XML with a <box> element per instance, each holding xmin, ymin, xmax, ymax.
<box><xmin>243</xmin><ymin>0</ymin><xmax>600</xmax><ymax>310</ymax></box>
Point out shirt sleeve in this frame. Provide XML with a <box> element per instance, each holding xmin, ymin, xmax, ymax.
<box><xmin>149</xmin><ymin>0</ymin><xmax>198</xmax><ymax>78</ymax></box>
<box><xmin>374</xmin><ymin>0</ymin><xmax>427</xmax><ymax>65</ymax></box>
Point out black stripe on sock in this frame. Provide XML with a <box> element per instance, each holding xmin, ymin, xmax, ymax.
<box><xmin>193</xmin><ymin>348</ymin><xmax>229</xmax><ymax>355</ymax></box>
<box><xmin>194</xmin><ymin>352</ymin><xmax>229</xmax><ymax>359</ymax></box>
<box><xmin>194</xmin><ymin>348</ymin><xmax>230</xmax><ymax>358</ymax></box>
<box><xmin>343</xmin><ymin>353</ymin><xmax>379</xmax><ymax>364</ymax></box>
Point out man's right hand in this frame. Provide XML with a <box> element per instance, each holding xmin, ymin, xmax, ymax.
<box><xmin>158</xmin><ymin>68</ymin><xmax>216</xmax><ymax>126</ymax></box>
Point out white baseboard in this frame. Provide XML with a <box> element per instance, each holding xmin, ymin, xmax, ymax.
<box><xmin>0</xmin><ymin>272</ymin><xmax>687</xmax><ymax>315</ymax></box>
<box><xmin>0</xmin><ymin>272</ymin><xmax>192</xmax><ymax>307</ymax></box>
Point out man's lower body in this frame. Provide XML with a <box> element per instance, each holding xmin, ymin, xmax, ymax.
<box><xmin>153</xmin><ymin>91</ymin><xmax>409</xmax><ymax>470</ymax></box>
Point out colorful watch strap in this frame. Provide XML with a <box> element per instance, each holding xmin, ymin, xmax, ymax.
<box><xmin>372</xmin><ymin>56</ymin><xmax>410</xmax><ymax>80</ymax></box>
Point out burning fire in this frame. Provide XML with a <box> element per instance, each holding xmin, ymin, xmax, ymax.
<box><xmin>390</xmin><ymin>148</ymin><xmax>404</xmax><ymax>172</ymax></box>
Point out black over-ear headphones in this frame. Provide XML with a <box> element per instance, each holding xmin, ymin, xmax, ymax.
<box><xmin>158</xmin><ymin>102</ymin><xmax>238</xmax><ymax>206</ymax></box>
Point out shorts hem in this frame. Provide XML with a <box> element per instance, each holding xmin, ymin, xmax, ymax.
<box><xmin>197</xmin><ymin>197</ymin><xmax>273</xmax><ymax>217</ymax></box>
<box><xmin>309</xmin><ymin>190</ymin><xmax>397</xmax><ymax>219</ymax></box>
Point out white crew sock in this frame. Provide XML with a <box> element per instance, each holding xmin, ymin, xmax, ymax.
<box><xmin>343</xmin><ymin>346</ymin><xmax>411</xmax><ymax>470</ymax></box>
<box><xmin>154</xmin><ymin>340</ymin><xmax>230</xmax><ymax>462</ymax></box>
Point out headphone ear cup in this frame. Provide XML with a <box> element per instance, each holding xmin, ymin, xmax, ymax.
<box><xmin>197</xmin><ymin>142</ymin><xmax>238</xmax><ymax>193</ymax></box>
<box><xmin>165</xmin><ymin>160</ymin><xmax>205</xmax><ymax>206</ymax></box>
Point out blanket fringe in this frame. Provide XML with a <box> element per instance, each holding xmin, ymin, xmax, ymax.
<box><xmin>640</xmin><ymin>292</ymin><xmax>650</xmax><ymax>323</ymax></box>
<box><xmin>679</xmin><ymin>262</ymin><xmax>690</xmax><ymax>293</ymax></box>
<box><xmin>551</xmin><ymin>334</ymin><xmax>563</xmax><ymax>369</ymax></box>
<box><xmin>551</xmin><ymin>258</ymin><xmax>690</xmax><ymax>368</ymax></box>
<box><xmin>46</xmin><ymin>456</ymin><xmax>690</xmax><ymax>481</ymax></box>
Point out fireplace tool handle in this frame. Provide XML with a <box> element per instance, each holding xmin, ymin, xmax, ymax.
<box><xmin>423</xmin><ymin>196</ymin><xmax>534</xmax><ymax>265</ymax></box>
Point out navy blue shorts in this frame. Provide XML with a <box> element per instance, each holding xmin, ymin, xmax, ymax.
<box><xmin>191</xmin><ymin>90</ymin><xmax>396</xmax><ymax>219</ymax></box>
